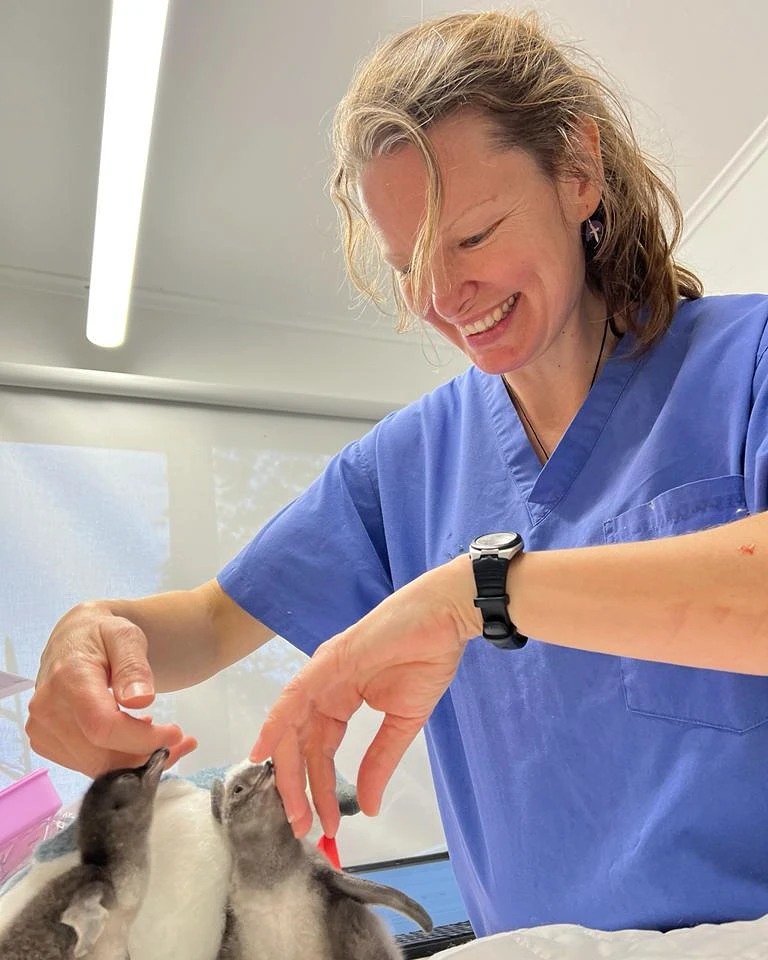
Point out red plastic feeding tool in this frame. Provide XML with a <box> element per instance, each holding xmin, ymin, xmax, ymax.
<box><xmin>317</xmin><ymin>834</ymin><xmax>341</xmax><ymax>868</ymax></box>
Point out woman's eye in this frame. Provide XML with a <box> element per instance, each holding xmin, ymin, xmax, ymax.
<box><xmin>460</xmin><ymin>228</ymin><xmax>492</xmax><ymax>248</ymax></box>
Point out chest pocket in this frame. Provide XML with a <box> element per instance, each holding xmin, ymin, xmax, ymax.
<box><xmin>603</xmin><ymin>475</ymin><xmax>767</xmax><ymax>733</ymax></box>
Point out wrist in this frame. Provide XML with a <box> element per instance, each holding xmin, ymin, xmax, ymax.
<box><xmin>469</xmin><ymin>533</ymin><xmax>527</xmax><ymax>650</ymax></box>
<box><xmin>505</xmin><ymin>547</ymin><xmax>525</xmax><ymax>630</ymax></box>
<box><xmin>443</xmin><ymin>554</ymin><xmax>485</xmax><ymax>644</ymax></box>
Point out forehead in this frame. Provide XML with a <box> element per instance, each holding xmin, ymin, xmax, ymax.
<box><xmin>358</xmin><ymin>113</ymin><xmax>538</xmax><ymax>258</ymax></box>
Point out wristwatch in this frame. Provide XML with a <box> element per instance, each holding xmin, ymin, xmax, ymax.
<box><xmin>469</xmin><ymin>532</ymin><xmax>527</xmax><ymax>650</ymax></box>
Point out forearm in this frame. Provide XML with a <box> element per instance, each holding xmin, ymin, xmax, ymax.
<box><xmin>79</xmin><ymin>580</ymin><xmax>273</xmax><ymax>692</ymax></box>
<box><xmin>450</xmin><ymin>511</ymin><xmax>768</xmax><ymax>674</ymax></box>
<box><xmin>517</xmin><ymin>511</ymin><xmax>768</xmax><ymax>672</ymax></box>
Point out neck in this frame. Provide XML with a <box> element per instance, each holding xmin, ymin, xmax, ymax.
<box><xmin>503</xmin><ymin>311</ymin><xmax>619</xmax><ymax>462</ymax></box>
<box><xmin>230</xmin><ymin>821</ymin><xmax>305</xmax><ymax>888</ymax></box>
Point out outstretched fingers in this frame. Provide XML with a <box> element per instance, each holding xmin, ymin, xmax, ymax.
<box><xmin>27</xmin><ymin>656</ymin><xmax>196</xmax><ymax>777</ymax></box>
<box><xmin>305</xmin><ymin>715</ymin><xmax>350</xmax><ymax>838</ymax></box>
<box><xmin>251</xmin><ymin>673</ymin><xmax>317</xmax><ymax>833</ymax></box>
<box><xmin>76</xmin><ymin>674</ymin><xmax>184</xmax><ymax>754</ymax></box>
<box><xmin>251</xmin><ymin>642</ymin><xmax>363</xmax><ymax>837</ymax></box>
<box><xmin>250</xmin><ymin>669</ymin><xmax>315</xmax><ymax>763</ymax></box>
<box><xmin>272</xmin><ymin>730</ymin><xmax>313</xmax><ymax>836</ymax></box>
<box><xmin>356</xmin><ymin>713</ymin><xmax>428</xmax><ymax>817</ymax></box>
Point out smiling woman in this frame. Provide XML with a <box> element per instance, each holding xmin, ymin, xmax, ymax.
<box><xmin>329</xmin><ymin>11</ymin><xmax>702</xmax><ymax>457</ymax></box>
<box><xmin>27</xmin><ymin>6</ymin><xmax>768</xmax><ymax>946</ymax></box>
<box><xmin>330</xmin><ymin>11</ymin><xmax>701</xmax><ymax>344</ymax></box>
<box><xmin>357</xmin><ymin>119</ymin><xmax>605</xmax><ymax>386</ymax></box>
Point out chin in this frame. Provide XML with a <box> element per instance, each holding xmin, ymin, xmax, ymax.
<box><xmin>467</xmin><ymin>352</ymin><xmax>520</xmax><ymax>377</ymax></box>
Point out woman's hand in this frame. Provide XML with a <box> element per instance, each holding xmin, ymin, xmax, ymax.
<box><xmin>27</xmin><ymin>601</ymin><xmax>197</xmax><ymax>777</ymax></box>
<box><xmin>250</xmin><ymin>555</ymin><xmax>479</xmax><ymax>838</ymax></box>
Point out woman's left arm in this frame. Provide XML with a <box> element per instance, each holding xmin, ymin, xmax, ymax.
<box><xmin>253</xmin><ymin>510</ymin><xmax>768</xmax><ymax>836</ymax></box>
<box><xmin>510</xmin><ymin>509</ymin><xmax>768</xmax><ymax>674</ymax></box>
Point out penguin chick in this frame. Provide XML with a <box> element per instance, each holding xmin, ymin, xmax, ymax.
<box><xmin>211</xmin><ymin>760</ymin><xmax>432</xmax><ymax>960</ymax></box>
<box><xmin>0</xmin><ymin>748</ymin><xmax>169</xmax><ymax>960</ymax></box>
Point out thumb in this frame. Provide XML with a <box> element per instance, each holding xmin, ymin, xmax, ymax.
<box><xmin>101</xmin><ymin>618</ymin><xmax>156</xmax><ymax>708</ymax></box>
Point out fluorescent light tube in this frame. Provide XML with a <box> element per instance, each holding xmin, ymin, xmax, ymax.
<box><xmin>86</xmin><ymin>0</ymin><xmax>169</xmax><ymax>348</ymax></box>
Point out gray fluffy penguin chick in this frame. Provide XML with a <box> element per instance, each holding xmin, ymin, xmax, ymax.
<box><xmin>211</xmin><ymin>760</ymin><xmax>432</xmax><ymax>960</ymax></box>
<box><xmin>0</xmin><ymin>748</ymin><xmax>169</xmax><ymax>960</ymax></box>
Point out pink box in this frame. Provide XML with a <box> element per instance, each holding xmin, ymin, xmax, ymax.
<box><xmin>0</xmin><ymin>769</ymin><xmax>62</xmax><ymax>884</ymax></box>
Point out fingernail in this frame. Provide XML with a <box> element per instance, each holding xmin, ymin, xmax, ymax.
<box><xmin>122</xmin><ymin>682</ymin><xmax>152</xmax><ymax>701</ymax></box>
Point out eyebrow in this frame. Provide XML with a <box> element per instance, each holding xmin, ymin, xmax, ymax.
<box><xmin>386</xmin><ymin>195</ymin><xmax>501</xmax><ymax>265</ymax></box>
<box><xmin>446</xmin><ymin>195</ymin><xmax>500</xmax><ymax>232</ymax></box>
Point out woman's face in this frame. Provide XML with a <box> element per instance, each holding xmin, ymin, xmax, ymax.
<box><xmin>359</xmin><ymin>111</ymin><xmax>602</xmax><ymax>377</ymax></box>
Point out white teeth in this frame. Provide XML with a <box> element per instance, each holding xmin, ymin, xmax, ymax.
<box><xmin>463</xmin><ymin>295</ymin><xmax>517</xmax><ymax>336</ymax></box>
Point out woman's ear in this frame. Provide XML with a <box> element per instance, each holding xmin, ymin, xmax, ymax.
<box><xmin>558</xmin><ymin>115</ymin><xmax>604</xmax><ymax>224</ymax></box>
<box><xmin>577</xmin><ymin>115</ymin><xmax>604</xmax><ymax>217</ymax></box>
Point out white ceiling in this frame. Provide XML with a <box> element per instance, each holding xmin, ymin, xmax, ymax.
<box><xmin>0</xmin><ymin>0</ymin><xmax>766</xmax><ymax>352</ymax></box>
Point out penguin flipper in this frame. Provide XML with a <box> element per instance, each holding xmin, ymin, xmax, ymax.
<box><xmin>60</xmin><ymin>880</ymin><xmax>112</xmax><ymax>957</ymax></box>
<box><xmin>320</xmin><ymin>869</ymin><xmax>433</xmax><ymax>931</ymax></box>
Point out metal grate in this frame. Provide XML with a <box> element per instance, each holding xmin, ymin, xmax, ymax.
<box><xmin>396</xmin><ymin>920</ymin><xmax>476</xmax><ymax>958</ymax></box>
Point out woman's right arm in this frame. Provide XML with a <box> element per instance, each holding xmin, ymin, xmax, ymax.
<box><xmin>26</xmin><ymin>580</ymin><xmax>274</xmax><ymax>776</ymax></box>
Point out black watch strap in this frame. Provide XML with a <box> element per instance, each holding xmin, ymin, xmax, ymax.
<box><xmin>472</xmin><ymin>555</ymin><xmax>528</xmax><ymax>651</ymax></box>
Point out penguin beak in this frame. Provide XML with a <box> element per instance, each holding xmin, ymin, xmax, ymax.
<box><xmin>141</xmin><ymin>747</ymin><xmax>170</xmax><ymax>792</ymax></box>
<box><xmin>253</xmin><ymin>758</ymin><xmax>275</xmax><ymax>788</ymax></box>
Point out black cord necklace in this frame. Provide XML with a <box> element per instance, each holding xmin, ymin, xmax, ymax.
<box><xmin>503</xmin><ymin>316</ymin><xmax>613</xmax><ymax>463</ymax></box>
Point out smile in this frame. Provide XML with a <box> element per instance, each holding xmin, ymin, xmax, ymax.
<box><xmin>462</xmin><ymin>295</ymin><xmax>517</xmax><ymax>336</ymax></box>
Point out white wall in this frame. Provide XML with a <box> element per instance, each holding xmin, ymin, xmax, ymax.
<box><xmin>0</xmin><ymin>277</ymin><xmax>468</xmax><ymax>414</ymax></box>
<box><xmin>678</xmin><ymin>118</ymin><xmax>768</xmax><ymax>297</ymax></box>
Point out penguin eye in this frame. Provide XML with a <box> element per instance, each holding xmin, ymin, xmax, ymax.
<box><xmin>232</xmin><ymin>784</ymin><xmax>245</xmax><ymax>795</ymax></box>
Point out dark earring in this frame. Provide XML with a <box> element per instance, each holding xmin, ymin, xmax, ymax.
<box><xmin>581</xmin><ymin>202</ymin><xmax>605</xmax><ymax>263</ymax></box>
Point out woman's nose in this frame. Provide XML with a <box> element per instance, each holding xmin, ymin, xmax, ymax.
<box><xmin>428</xmin><ymin>259</ymin><xmax>476</xmax><ymax>320</ymax></box>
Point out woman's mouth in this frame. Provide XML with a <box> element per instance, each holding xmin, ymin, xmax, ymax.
<box><xmin>462</xmin><ymin>294</ymin><xmax>518</xmax><ymax>338</ymax></box>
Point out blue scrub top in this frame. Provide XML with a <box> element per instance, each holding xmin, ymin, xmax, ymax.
<box><xmin>219</xmin><ymin>294</ymin><xmax>768</xmax><ymax>936</ymax></box>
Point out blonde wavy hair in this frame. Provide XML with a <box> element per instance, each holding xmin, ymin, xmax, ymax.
<box><xmin>330</xmin><ymin>10</ymin><xmax>702</xmax><ymax>348</ymax></box>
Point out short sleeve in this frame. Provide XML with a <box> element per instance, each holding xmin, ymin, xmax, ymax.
<box><xmin>747</xmin><ymin>313</ymin><xmax>768</xmax><ymax>512</ymax></box>
<box><xmin>217</xmin><ymin>437</ymin><xmax>393</xmax><ymax>656</ymax></box>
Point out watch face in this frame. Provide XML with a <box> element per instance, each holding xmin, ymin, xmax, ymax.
<box><xmin>473</xmin><ymin>532</ymin><xmax>521</xmax><ymax>550</ymax></box>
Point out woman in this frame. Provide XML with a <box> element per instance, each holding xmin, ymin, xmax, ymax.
<box><xmin>29</xmin><ymin>11</ymin><xmax>768</xmax><ymax>937</ymax></box>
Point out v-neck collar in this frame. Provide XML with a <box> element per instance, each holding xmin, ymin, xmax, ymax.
<box><xmin>481</xmin><ymin>333</ymin><xmax>642</xmax><ymax>524</ymax></box>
